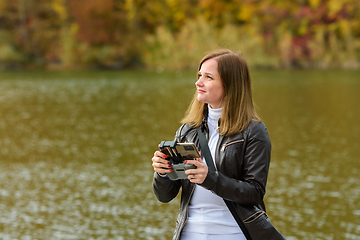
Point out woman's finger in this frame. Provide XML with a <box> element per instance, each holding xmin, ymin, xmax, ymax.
<box><xmin>184</xmin><ymin>159</ymin><xmax>208</xmax><ymax>184</ymax></box>
<box><xmin>184</xmin><ymin>159</ymin><xmax>204</xmax><ymax>168</ymax></box>
<box><xmin>152</xmin><ymin>151</ymin><xmax>173</xmax><ymax>174</ymax></box>
<box><xmin>154</xmin><ymin>150</ymin><xmax>168</xmax><ymax>159</ymax></box>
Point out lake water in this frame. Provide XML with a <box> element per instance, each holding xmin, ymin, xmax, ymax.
<box><xmin>0</xmin><ymin>70</ymin><xmax>359</xmax><ymax>240</ymax></box>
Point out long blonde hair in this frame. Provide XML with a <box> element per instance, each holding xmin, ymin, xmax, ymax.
<box><xmin>181</xmin><ymin>49</ymin><xmax>261</xmax><ymax>136</ymax></box>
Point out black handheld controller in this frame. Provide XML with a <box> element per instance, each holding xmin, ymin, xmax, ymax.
<box><xmin>159</xmin><ymin>140</ymin><xmax>200</xmax><ymax>180</ymax></box>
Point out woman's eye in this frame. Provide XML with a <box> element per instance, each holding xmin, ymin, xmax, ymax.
<box><xmin>197</xmin><ymin>73</ymin><xmax>213</xmax><ymax>80</ymax></box>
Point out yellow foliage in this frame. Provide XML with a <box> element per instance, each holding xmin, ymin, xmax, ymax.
<box><xmin>70</xmin><ymin>23</ymin><xmax>79</xmax><ymax>36</ymax></box>
<box><xmin>0</xmin><ymin>0</ymin><xmax>5</xmax><ymax>14</ymax></box>
<box><xmin>237</xmin><ymin>4</ymin><xmax>254</xmax><ymax>22</ymax></box>
<box><xmin>309</xmin><ymin>0</ymin><xmax>321</xmax><ymax>9</ymax></box>
<box><xmin>298</xmin><ymin>19</ymin><xmax>310</xmax><ymax>36</ymax></box>
<box><xmin>125</xmin><ymin>0</ymin><xmax>135</xmax><ymax>23</ymax></box>
<box><xmin>52</xmin><ymin>0</ymin><xmax>66</xmax><ymax>20</ymax></box>
<box><xmin>328</xmin><ymin>0</ymin><xmax>345</xmax><ymax>17</ymax></box>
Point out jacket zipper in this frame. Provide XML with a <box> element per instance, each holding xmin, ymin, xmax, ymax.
<box><xmin>243</xmin><ymin>210</ymin><xmax>268</xmax><ymax>223</ymax></box>
<box><xmin>220</xmin><ymin>139</ymin><xmax>244</xmax><ymax>152</ymax></box>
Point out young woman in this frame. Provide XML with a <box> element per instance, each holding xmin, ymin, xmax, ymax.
<box><xmin>152</xmin><ymin>49</ymin><xmax>285</xmax><ymax>240</ymax></box>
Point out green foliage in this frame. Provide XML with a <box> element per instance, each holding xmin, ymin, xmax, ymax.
<box><xmin>59</xmin><ymin>23</ymin><xmax>78</xmax><ymax>68</ymax></box>
<box><xmin>144</xmin><ymin>18</ymin><xmax>219</xmax><ymax>71</ymax></box>
<box><xmin>143</xmin><ymin>19</ymin><xmax>280</xmax><ymax>70</ymax></box>
<box><xmin>0</xmin><ymin>0</ymin><xmax>359</xmax><ymax>70</ymax></box>
<box><xmin>0</xmin><ymin>43</ymin><xmax>23</xmax><ymax>62</ymax></box>
<box><xmin>0</xmin><ymin>30</ymin><xmax>24</xmax><ymax>69</ymax></box>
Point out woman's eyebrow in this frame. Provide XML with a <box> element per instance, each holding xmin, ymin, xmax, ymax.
<box><xmin>199</xmin><ymin>71</ymin><xmax>214</xmax><ymax>76</ymax></box>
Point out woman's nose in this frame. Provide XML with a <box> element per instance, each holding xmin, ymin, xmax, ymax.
<box><xmin>195</xmin><ymin>78</ymin><xmax>203</xmax><ymax>87</ymax></box>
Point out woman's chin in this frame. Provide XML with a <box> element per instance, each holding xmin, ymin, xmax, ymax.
<box><xmin>197</xmin><ymin>97</ymin><xmax>207</xmax><ymax>104</ymax></box>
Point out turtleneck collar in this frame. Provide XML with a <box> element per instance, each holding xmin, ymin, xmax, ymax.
<box><xmin>208</xmin><ymin>104</ymin><xmax>222</xmax><ymax>122</ymax></box>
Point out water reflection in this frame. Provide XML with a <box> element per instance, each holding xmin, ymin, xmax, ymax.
<box><xmin>252</xmin><ymin>70</ymin><xmax>360</xmax><ymax>239</ymax></box>
<box><xmin>0</xmin><ymin>70</ymin><xmax>359</xmax><ymax>239</ymax></box>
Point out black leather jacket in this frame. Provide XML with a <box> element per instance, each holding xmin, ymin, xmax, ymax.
<box><xmin>153</xmin><ymin>120</ymin><xmax>271</xmax><ymax>240</ymax></box>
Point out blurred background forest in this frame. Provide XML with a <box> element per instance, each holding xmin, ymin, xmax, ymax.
<box><xmin>0</xmin><ymin>0</ymin><xmax>359</xmax><ymax>71</ymax></box>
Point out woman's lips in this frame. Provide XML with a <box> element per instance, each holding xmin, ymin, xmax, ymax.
<box><xmin>197</xmin><ymin>89</ymin><xmax>205</xmax><ymax>93</ymax></box>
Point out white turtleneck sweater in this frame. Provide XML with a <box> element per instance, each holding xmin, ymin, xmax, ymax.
<box><xmin>182</xmin><ymin>106</ymin><xmax>242</xmax><ymax>235</ymax></box>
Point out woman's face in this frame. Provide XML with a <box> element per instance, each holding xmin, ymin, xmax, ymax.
<box><xmin>196</xmin><ymin>58</ymin><xmax>224</xmax><ymax>109</ymax></box>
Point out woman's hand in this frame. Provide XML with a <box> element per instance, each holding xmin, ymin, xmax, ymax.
<box><xmin>184</xmin><ymin>158</ymin><xmax>208</xmax><ymax>184</ymax></box>
<box><xmin>152</xmin><ymin>151</ymin><xmax>173</xmax><ymax>175</ymax></box>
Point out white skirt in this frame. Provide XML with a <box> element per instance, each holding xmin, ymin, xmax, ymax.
<box><xmin>180</xmin><ymin>231</ymin><xmax>247</xmax><ymax>240</ymax></box>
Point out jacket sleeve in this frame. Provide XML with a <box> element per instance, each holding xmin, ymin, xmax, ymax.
<box><xmin>200</xmin><ymin>122</ymin><xmax>271</xmax><ymax>206</ymax></box>
<box><xmin>152</xmin><ymin>125</ymin><xmax>190</xmax><ymax>203</ymax></box>
<box><xmin>152</xmin><ymin>173</ymin><xmax>182</xmax><ymax>203</ymax></box>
